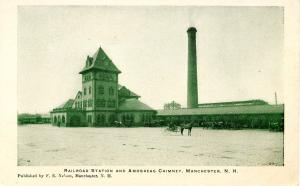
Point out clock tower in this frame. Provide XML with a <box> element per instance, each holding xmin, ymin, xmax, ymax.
<box><xmin>79</xmin><ymin>47</ymin><xmax>121</xmax><ymax>127</ymax></box>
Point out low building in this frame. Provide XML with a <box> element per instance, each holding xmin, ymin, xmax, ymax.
<box><xmin>157</xmin><ymin>100</ymin><xmax>284</xmax><ymax>130</ymax></box>
<box><xmin>18</xmin><ymin>113</ymin><xmax>51</xmax><ymax>124</ymax></box>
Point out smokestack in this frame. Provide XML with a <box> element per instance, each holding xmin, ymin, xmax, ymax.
<box><xmin>187</xmin><ymin>27</ymin><xmax>198</xmax><ymax>108</ymax></box>
<box><xmin>275</xmin><ymin>92</ymin><xmax>278</xmax><ymax>105</ymax></box>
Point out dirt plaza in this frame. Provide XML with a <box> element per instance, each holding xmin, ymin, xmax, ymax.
<box><xmin>18</xmin><ymin>125</ymin><xmax>283</xmax><ymax>166</ymax></box>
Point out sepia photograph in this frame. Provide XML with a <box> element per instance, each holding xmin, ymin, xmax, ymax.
<box><xmin>16</xmin><ymin>6</ymin><xmax>286</xmax><ymax>167</ymax></box>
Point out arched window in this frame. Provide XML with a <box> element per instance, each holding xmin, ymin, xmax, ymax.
<box><xmin>130</xmin><ymin>114</ymin><xmax>134</xmax><ymax>123</ymax></box>
<box><xmin>141</xmin><ymin>114</ymin><xmax>144</xmax><ymax>123</ymax></box>
<box><xmin>87</xmin><ymin>115</ymin><xmax>92</xmax><ymax>123</ymax></box>
<box><xmin>54</xmin><ymin>116</ymin><xmax>57</xmax><ymax>123</ymax></box>
<box><xmin>97</xmin><ymin>114</ymin><xmax>101</xmax><ymax>123</ymax></box>
<box><xmin>62</xmin><ymin>115</ymin><xmax>65</xmax><ymax>123</ymax></box>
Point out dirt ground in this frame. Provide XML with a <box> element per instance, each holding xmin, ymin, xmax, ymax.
<box><xmin>18</xmin><ymin>125</ymin><xmax>283</xmax><ymax>166</ymax></box>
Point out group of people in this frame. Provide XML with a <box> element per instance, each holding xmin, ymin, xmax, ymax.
<box><xmin>167</xmin><ymin>121</ymin><xmax>194</xmax><ymax>136</ymax></box>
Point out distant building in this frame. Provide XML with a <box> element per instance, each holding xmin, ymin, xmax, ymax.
<box><xmin>18</xmin><ymin>113</ymin><xmax>51</xmax><ymax>124</ymax></box>
<box><xmin>164</xmin><ymin>101</ymin><xmax>181</xmax><ymax>110</ymax></box>
<box><xmin>50</xmin><ymin>47</ymin><xmax>156</xmax><ymax>127</ymax></box>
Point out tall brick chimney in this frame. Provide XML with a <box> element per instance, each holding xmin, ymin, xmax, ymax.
<box><xmin>187</xmin><ymin>27</ymin><xmax>198</xmax><ymax>108</ymax></box>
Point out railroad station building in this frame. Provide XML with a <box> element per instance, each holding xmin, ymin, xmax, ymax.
<box><xmin>50</xmin><ymin>47</ymin><xmax>156</xmax><ymax>127</ymax></box>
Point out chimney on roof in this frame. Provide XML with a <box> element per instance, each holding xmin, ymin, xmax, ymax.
<box><xmin>187</xmin><ymin>27</ymin><xmax>198</xmax><ymax>108</ymax></box>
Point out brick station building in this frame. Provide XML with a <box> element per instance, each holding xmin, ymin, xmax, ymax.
<box><xmin>50</xmin><ymin>47</ymin><xmax>156</xmax><ymax>127</ymax></box>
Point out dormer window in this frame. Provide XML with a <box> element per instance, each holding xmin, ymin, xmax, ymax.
<box><xmin>86</xmin><ymin>56</ymin><xmax>93</xmax><ymax>67</ymax></box>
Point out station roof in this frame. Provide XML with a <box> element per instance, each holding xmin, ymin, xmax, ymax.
<box><xmin>157</xmin><ymin>104</ymin><xmax>284</xmax><ymax>116</ymax></box>
<box><xmin>118</xmin><ymin>85</ymin><xmax>140</xmax><ymax>98</ymax></box>
<box><xmin>119</xmin><ymin>98</ymin><xmax>155</xmax><ymax>111</ymax></box>
<box><xmin>198</xmin><ymin>99</ymin><xmax>268</xmax><ymax>107</ymax></box>
<box><xmin>53</xmin><ymin>99</ymin><xmax>74</xmax><ymax>111</ymax></box>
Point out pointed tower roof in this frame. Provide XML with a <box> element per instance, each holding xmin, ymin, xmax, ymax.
<box><xmin>79</xmin><ymin>47</ymin><xmax>121</xmax><ymax>74</ymax></box>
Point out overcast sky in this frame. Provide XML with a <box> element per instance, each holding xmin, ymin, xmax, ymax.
<box><xmin>18</xmin><ymin>6</ymin><xmax>284</xmax><ymax>113</ymax></box>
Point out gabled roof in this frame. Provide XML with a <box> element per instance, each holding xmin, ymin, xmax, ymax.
<box><xmin>119</xmin><ymin>98</ymin><xmax>155</xmax><ymax>111</ymax></box>
<box><xmin>74</xmin><ymin>91</ymin><xmax>82</xmax><ymax>99</ymax></box>
<box><xmin>118</xmin><ymin>85</ymin><xmax>140</xmax><ymax>98</ymax></box>
<box><xmin>53</xmin><ymin>99</ymin><xmax>74</xmax><ymax>111</ymax></box>
<box><xmin>79</xmin><ymin>47</ymin><xmax>121</xmax><ymax>74</ymax></box>
<box><xmin>157</xmin><ymin>104</ymin><xmax>284</xmax><ymax>116</ymax></box>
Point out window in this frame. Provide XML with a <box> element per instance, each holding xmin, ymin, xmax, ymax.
<box><xmin>112</xmin><ymin>100</ymin><xmax>115</xmax><ymax>107</ymax></box>
<box><xmin>83</xmin><ymin>100</ymin><xmax>87</xmax><ymax>108</ymax></box>
<box><xmin>107</xmin><ymin>99</ymin><xmax>116</xmax><ymax>108</ymax></box>
<box><xmin>97</xmin><ymin>114</ymin><xmax>101</xmax><ymax>124</ymax></box>
<box><xmin>88</xmin><ymin>99</ymin><xmax>93</xmax><ymax>107</ymax></box>
<box><xmin>87</xmin><ymin>115</ymin><xmax>92</xmax><ymax>123</ymax></box>
<box><xmin>142</xmin><ymin>113</ymin><xmax>149</xmax><ymax>123</ymax></box>
<box><xmin>101</xmin><ymin>114</ymin><xmax>106</xmax><ymax>123</ymax></box>
<box><xmin>109</xmin><ymin>87</ymin><xmax>114</xmax><ymax>96</ymax></box>
<box><xmin>84</xmin><ymin>88</ymin><xmax>86</xmax><ymax>95</ymax></box>
<box><xmin>62</xmin><ymin>116</ymin><xmax>65</xmax><ymax>123</ymax></box>
<box><xmin>84</xmin><ymin>74</ymin><xmax>91</xmax><ymax>81</ymax></box>
<box><xmin>141</xmin><ymin>114</ymin><xmax>144</xmax><ymax>122</ymax></box>
<box><xmin>101</xmin><ymin>99</ymin><xmax>106</xmax><ymax>107</ymax></box>
<box><xmin>54</xmin><ymin>116</ymin><xmax>57</xmax><ymax>123</ymax></box>
<box><xmin>98</xmin><ymin>86</ymin><xmax>104</xmax><ymax>95</ymax></box>
<box><xmin>130</xmin><ymin>114</ymin><xmax>134</xmax><ymax>123</ymax></box>
<box><xmin>96</xmin><ymin>99</ymin><xmax>106</xmax><ymax>107</ymax></box>
<box><xmin>96</xmin><ymin>99</ymin><xmax>100</xmax><ymax>107</ymax></box>
<box><xmin>89</xmin><ymin>87</ymin><xmax>92</xmax><ymax>94</ymax></box>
